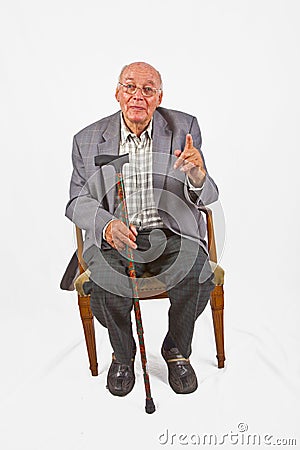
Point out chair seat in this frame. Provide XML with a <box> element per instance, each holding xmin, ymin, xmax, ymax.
<box><xmin>74</xmin><ymin>261</ymin><xmax>225</xmax><ymax>297</ymax></box>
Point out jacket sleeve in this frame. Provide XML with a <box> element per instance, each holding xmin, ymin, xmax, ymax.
<box><xmin>184</xmin><ymin>116</ymin><xmax>219</xmax><ymax>208</ymax></box>
<box><xmin>65</xmin><ymin>136</ymin><xmax>115</xmax><ymax>247</ymax></box>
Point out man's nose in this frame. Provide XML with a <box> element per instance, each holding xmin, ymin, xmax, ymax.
<box><xmin>133</xmin><ymin>87</ymin><xmax>144</xmax><ymax>100</ymax></box>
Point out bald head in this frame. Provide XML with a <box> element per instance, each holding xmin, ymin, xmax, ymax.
<box><xmin>118</xmin><ymin>62</ymin><xmax>163</xmax><ymax>89</ymax></box>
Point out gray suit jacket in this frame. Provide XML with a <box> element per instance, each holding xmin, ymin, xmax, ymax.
<box><xmin>65</xmin><ymin>107</ymin><xmax>219</xmax><ymax>257</ymax></box>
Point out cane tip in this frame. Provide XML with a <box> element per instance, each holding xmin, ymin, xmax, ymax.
<box><xmin>145</xmin><ymin>398</ymin><xmax>156</xmax><ymax>414</ymax></box>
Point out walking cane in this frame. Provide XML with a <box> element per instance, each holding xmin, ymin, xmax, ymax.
<box><xmin>95</xmin><ymin>154</ymin><xmax>156</xmax><ymax>414</ymax></box>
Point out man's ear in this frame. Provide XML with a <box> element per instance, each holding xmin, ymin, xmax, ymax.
<box><xmin>157</xmin><ymin>91</ymin><xmax>163</xmax><ymax>106</ymax></box>
<box><xmin>115</xmin><ymin>87</ymin><xmax>120</xmax><ymax>102</ymax></box>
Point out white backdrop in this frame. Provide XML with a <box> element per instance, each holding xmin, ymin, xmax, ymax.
<box><xmin>1</xmin><ymin>1</ymin><xmax>299</xmax><ymax>449</ymax></box>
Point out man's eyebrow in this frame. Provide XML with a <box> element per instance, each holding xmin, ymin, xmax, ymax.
<box><xmin>124</xmin><ymin>78</ymin><xmax>156</xmax><ymax>85</ymax></box>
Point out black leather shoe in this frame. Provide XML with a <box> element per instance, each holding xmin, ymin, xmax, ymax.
<box><xmin>161</xmin><ymin>347</ymin><xmax>198</xmax><ymax>394</ymax></box>
<box><xmin>106</xmin><ymin>354</ymin><xmax>135</xmax><ymax>397</ymax></box>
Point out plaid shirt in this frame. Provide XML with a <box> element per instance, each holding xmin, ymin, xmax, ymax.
<box><xmin>118</xmin><ymin>114</ymin><xmax>164</xmax><ymax>230</ymax></box>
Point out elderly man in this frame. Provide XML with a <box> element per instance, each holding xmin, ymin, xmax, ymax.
<box><xmin>66</xmin><ymin>62</ymin><xmax>218</xmax><ymax>397</ymax></box>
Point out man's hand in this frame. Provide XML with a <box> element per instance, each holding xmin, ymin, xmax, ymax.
<box><xmin>174</xmin><ymin>134</ymin><xmax>206</xmax><ymax>187</ymax></box>
<box><xmin>105</xmin><ymin>219</ymin><xmax>137</xmax><ymax>250</ymax></box>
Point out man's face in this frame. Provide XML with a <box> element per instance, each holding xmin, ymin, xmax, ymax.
<box><xmin>115</xmin><ymin>63</ymin><xmax>163</xmax><ymax>133</ymax></box>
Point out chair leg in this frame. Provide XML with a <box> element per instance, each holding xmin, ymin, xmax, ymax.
<box><xmin>78</xmin><ymin>294</ymin><xmax>98</xmax><ymax>376</ymax></box>
<box><xmin>210</xmin><ymin>285</ymin><xmax>225</xmax><ymax>368</ymax></box>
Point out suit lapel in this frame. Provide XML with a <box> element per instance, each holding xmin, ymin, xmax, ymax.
<box><xmin>152</xmin><ymin>109</ymin><xmax>173</xmax><ymax>202</ymax></box>
<box><xmin>96</xmin><ymin>113</ymin><xmax>121</xmax><ymax>212</ymax></box>
<box><xmin>97</xmin><ymin>112</ymin><xmax>121</xmax><ymax>155</ymax></box>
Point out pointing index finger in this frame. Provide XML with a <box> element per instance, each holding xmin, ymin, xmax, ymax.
<box><xmin>185</xmin><ymin>134</ymin><xmax>194</xmax><ymax>150</ymax></box>
<box><xmin>173</xmin><ymin>134</ymin><xmax>194</xmax><ymax>169</ymax></box>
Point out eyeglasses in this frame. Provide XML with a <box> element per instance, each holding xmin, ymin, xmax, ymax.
<box><xmin>118</xmin><ymin>82</ymin><xmax>161</xmax><ymax>97</ymax></box>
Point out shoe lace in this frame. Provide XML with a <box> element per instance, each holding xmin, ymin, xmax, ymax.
<box><xmin>116</xmin><ymin>364</ymin><xmax>130</xmax><ymax>378</ymax></box>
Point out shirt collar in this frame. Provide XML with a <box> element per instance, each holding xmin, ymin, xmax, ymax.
<box><xmin>120</xmin><ymin>112</ymin><xmax>153</xmax><ymax>145</ymax></box>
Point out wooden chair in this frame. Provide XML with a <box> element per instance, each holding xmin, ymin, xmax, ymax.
<box><xmin>73</xmin><ymin>207</ymin><xmax>225</xmax><ymax>377</ymax></box>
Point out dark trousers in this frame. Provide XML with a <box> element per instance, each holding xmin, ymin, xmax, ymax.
<box><xmin>84</xmin><ymin>230</ymin><xmax>215</xmax><ymax>365</ymax></box>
